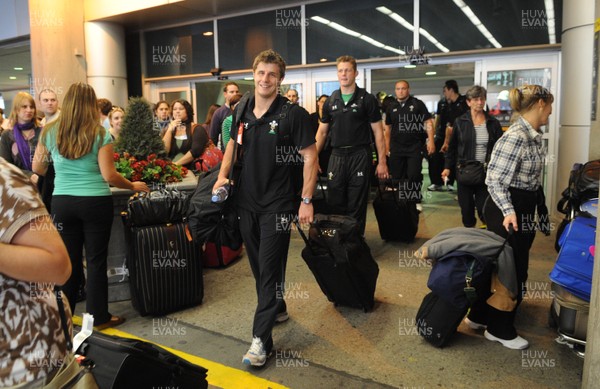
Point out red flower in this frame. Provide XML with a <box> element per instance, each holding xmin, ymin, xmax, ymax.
<box><xmin>147</xmin><ymin>153</ymin><xmax>157</xmax><ymax>162</ymax></box>
<box><xmin>113</xmin><ymin>153</ymin><xmax>120</xmax><ymax>161</ymax></box>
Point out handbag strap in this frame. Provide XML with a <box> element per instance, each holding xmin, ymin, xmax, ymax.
<box><xmin>54</xmin><ymin>286</ymin><xmax>73</xmax><ymax>351</ymax></box>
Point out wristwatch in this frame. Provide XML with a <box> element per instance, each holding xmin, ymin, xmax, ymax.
<box><xmin>301</xmin><ymin>197</ymin><xmax>312</xmax><ymax>204</ymax></box>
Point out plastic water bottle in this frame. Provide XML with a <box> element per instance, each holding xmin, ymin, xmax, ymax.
<box><xmin>211</xmin><ymin>185</ymin><xmax>230</xmax><ymax>203</ymax></box>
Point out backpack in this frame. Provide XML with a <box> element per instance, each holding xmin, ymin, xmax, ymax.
<box><xmin>557</xmin><ymin>159</ymin><xmax>600</xmax><ymax>216</ymax></box>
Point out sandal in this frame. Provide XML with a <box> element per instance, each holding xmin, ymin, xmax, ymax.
<box><xmin>95</xmin><ymin>315</ymin><xmax>125</xmax><ymax>330</ymax></box>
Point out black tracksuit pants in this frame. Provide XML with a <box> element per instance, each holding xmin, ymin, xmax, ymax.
<box><xmin>237</xmin><ymin>207</ymin><xmax>292</xmax><ymax>354</ymax></box>
<box><xmin>326</xmin><ymin>146</ymin><xmax>372</xmax><ymax>235</ymax></box>
<box><xmin>428</xmin><ymin>139</ymin><xmax>454</xmax><ymax>186</ymax></box>
<box><xmin>388</xmin><ymin>152</ymin><xmax>423</xmax><ymax>203</ymax></box>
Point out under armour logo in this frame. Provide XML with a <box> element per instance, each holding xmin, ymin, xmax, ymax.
<box><xmin>357</xmin><ymin>171</ymin><xmax>364</xmax><ymax>177</ymax></box>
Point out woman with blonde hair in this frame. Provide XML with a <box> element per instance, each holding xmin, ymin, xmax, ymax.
<box><xmin>33</xmin><ymin>82</ymin><xmax>149</xmax><ymax>330</ymax></box>
<box><xmin>0</xmin><ymin>92</ymin><xmax>42</xmax><ymax>183</ymax></box>
<box><xmin>481</xmin><ymin>84</ymin><xmax>554</xmax><ymax>350</ymax></box>
<box><xmin>108</xmin><ymin>106</ymin><xmax>125</xmax><ymax>140</ymax></box>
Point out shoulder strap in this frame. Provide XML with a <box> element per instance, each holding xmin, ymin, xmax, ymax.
<box><xmin>232</xmin><ymin>91</ymin><xmax>252</xmax><ymax>131</ymax></box>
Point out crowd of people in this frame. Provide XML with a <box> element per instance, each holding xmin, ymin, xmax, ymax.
<box><xmin>0</xmin><ymin>48</ymin><xmax>554</xmax><ymax>384</ymax></box>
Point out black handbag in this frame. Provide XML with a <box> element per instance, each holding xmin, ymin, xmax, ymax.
<box><xmin>456</xmin><ymin>160</ymin><xmax>486</xmax><ymax>186</ymax></box>
<box><xmin>124</xmin><ymin>189</ymin><xmax>190</xmax><ymax>227</ymax></box>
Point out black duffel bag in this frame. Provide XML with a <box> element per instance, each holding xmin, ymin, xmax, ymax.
<box><xmin>75</xmin><ymin>329</ymin><xmax>208</xmax><ymax>389</ymax></box>
<box><xmin>456</xmin><ymin>160</ymin><xmax>486</xmax><ymax>186</ymax></box>
<box><xmin>308</xmin><ymin>214</ymin><xmax>366</xmax><ymax>264</ymax></box>
<box><xmin>187</xmin><ymin>164</ymin><xmax>242</xmax><ymax>250</ymax></box>
<box><xmin>123</xmin><ymin>188</ymin><xmax>190</xmax><ymax>227</ymax></box>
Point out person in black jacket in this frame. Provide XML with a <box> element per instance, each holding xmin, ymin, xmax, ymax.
<box><xmin>442</xmin><ymin>85</ymin><xmax>503</xmax><ymax>228</ymax></box>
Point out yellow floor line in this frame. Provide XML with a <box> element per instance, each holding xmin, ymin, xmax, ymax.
<box><xmin>72</xmin><ymin>316</ymin><xmax>289</xmax><ymax>389</ymax></box>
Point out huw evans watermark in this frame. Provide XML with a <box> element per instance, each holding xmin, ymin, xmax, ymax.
<box><xmin>152</xmin><ymin>249</ymin><xmax>187</xmax><ymax>269</ymax></box>
<box><xmin>399</xmin><ymin>250</ymin><xmax>432</xmax><ymax>268</ymax></box>
<box><xmin>276</xmin><ymin>281</ymin><xmax>309</xmax><ymax>300</ymax></box>
<box><xmin>152</xmin><ymin>46</ymin><xmax>187</xmax><ymax>65</ymax></box>
<box><xmin>275</xmin><ymin>349</ymin><xmax>309</xmax><ymax>368</ymax></box>
<box><xmin>521</xmin><ymin>10</ymin><xmax>548</xmax><ymax>29</ymax></box>
<box><xmin>275</xmin><ymin>9</ymin><xmax>308</xmax><ymax>29</ymax></box>
<box><xmin>29</xmin><ymin>282</ymin><xmax>58</xmax><ymax>300</ymax></box>
<box><xmin>399</xmin><ymin>318</ymin><xmax>433</xmax><ymax>336</ymax></box>
<box><xmin>30</xmin><ymin>10</ymin><xmax>64</xmax><ymax>27</ymax></box>
<box><xmin>152</xmin><ymin>318</ymin><xmax>187</xmax><ymax>336</ymax></box>
<box><xmin>28</xmin><ymin>350</ymin><xmax>64</xmax><ymax>370</ymax></box>
<box><xmin>399</xmin><ymin>46</ymin><xmax>431</xmax><ymax>65</ymax></box>
<box><xmin>521</xmin><ymin>349</ymin><xmax>556</xmax><ymax>368</ymax></box>
<box><xmin>522</xmin><ymin>281</ymin><xmax>554</xmax><ymax>300</ymax></box>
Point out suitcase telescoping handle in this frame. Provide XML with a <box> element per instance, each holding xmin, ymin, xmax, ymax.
<box><xmin>294</xmin><ymin>220</ymin><xmax>315</xmax><ymax>255</ymax></box>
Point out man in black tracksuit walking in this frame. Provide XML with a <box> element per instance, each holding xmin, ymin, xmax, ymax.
<box><xmin>315</xmin><ymin>55</ymin><xmax>388</xmax><ymax>235</ymax></box>
<box><xmin>384</xmin><ymin>80</ymin><xmax>434</xmax><ymax>211</ymax></box>
<box><xmin>214</xmin><ymin>50</ymin><xmax>317</xmax><ymax>367</ymax></box>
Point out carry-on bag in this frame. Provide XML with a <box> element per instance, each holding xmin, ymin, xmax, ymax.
<box><xmin>202</xmin><ymin>241</ymin><xmax>243</xmax><ymax>268</ymax></box>
<box><xmin>549</xmin><ymin>215</ymin><xmax>596</xmax><ymax>301</ymax></box>
<box><xmin>75</xmin><ymin>330</ymin><xmax>208</xmax><ymax>389</ymax></box>
<box><xmin>416</xmin><ymin>226</ymin><xmax>513</xmax><ymax>347</ymax></box>
<box><xmin>372</xmin><ymin>179</ymin><xmax>418</xmax><ymax>242</ymax></box>
<box><xmin>415</xmin><ymin>292</ymin><xmax>469</xmax><ymax>348</ymax></box>
<box><xmin>126</xmin><ymin>222</ymin><xmax>204</xmax><ymax>316</ymax></box>
<box><xmin>296</xmin><ymin>215</ymin><xmax>379</xmax><ymax>312</ymax></box>
<box><xmin>124</xmin><ymin>188</ymin><xmax>191</xmax><ymax>228</ymax></box>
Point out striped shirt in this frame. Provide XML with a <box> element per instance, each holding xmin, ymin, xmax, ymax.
<box><xmin>485</xmin><ymin>116</ymin><xmax>545</xmax><ymax>216</ymax></box>
<box><xmin>474</xmin><ymin>123</ymin><xmax>488</xmax><ymax>163</ymax></box>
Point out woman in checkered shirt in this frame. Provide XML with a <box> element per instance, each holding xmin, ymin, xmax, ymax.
<box><xmin>480</xmin><ymin>84</ymin><xmax>554</xmax><ymax>350</ymax></box>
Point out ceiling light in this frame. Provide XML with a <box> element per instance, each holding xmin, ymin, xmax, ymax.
<box><xmin>202</xmin><ymin>31</ymin><xmax>213</xmax><ymax>36</ymax></box>
<box><xmin>9</xmin><ymin>76</ymin><xmax>17</xmax><ymax>80</ymax></box>
<box><xmin>243</xmin><ymin>77</ymin><xmax>254</xmax><ymax>80</ymax></box>
<box><xmin>319</xmin><ymin>58</ymin><xmax>327</xmax><ymax>62</ymax></box>
<box><xmin>14</xmin><ymin>67</ymin><xmax>23</xmax><ymax>71</ymax></box>
<box><xmin>404</xmin><ymin>64</ymin><xmax>417</xmax><ymax>68</ymax></box>
<box><xmin>452</xmin><ymin>0</ymin><xmax>502</xmax><ymax>48</ymax></box>
<box><xmin>425</xmin><ymin>71</ymin><xmax>437</xmax><ymax>76</ymax></box>
<box><xmin>376</xmin><ymin>6</ymin><xmax>449</xmax><ymax>53</ymax></box>
<box><xmin>311</xmin><ymin>16</ymin><xmax>403</xmax><ymax>55</ymax></box>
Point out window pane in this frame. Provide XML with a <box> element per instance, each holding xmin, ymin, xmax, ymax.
<box><xmin>218</xmin><ymin>7</ymin><xmax>302</xmax><ymax>71</ymax></box>
<box><xmin>420</xmin><ymin>0</ymin><xmax>563</xmax><ymax>52</ymax></box>
<box><xmin>306</xmin><ymin>0</ymin><xmax>413</xmax><ymax>64</ymax></box>
<box><xmin>145</xmin><ymin>22</ymin><xmax>215</xmax><ymax>78</ymax></box>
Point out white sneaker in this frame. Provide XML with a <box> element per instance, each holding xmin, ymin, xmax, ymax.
<box><xmin>242</xmin><ymin>337</ymin><xmax>268</xmax><ymax>366</ymax></box>
<box><xmin>427</xmin><ymin>184</ymin><xmax>443</xmax><ymax>191</ymax></box>
<box><xmin>446</xmin><ymin>184</ymin><xmax>455</xmax><ymax>191</ymax></box>
<box><xmin>484</xmin><ymin>330</ymin><xmax>529</xmax><ymax>350</ymax></box>
<box><xmin>416</xmin><ymin>204</ymin><xmax>423</xmax><ymax>213</ymax></box>
<box><xmin>464</xmin><ymin>317</ymin><xmax>487</xmax><ymax>330</ymax></box>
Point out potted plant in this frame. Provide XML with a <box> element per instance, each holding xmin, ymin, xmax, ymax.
<box><xmin>113</xmin><ymin>97</ymin><xmax>187</xmax><ymax>184</ymax></box>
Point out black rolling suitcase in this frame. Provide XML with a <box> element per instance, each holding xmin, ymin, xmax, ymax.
<box><xmin>297</xmin><ymin>214</ymin><xmax>379</xmax><ymax>311</ymax></box>
<box><xmin>127</xmin><ymin>222</ymin><xmax>203</xmax><ymax>316</ymax></box>
<box><xmin>372</xmin><ymin>180</ymin><xmax>418</xmax><ymax>242</ymax></box>
<box><xmin>76</xmin><ymin>330</ymin><xmax>208</xmax><ymax>389</ymax></box>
